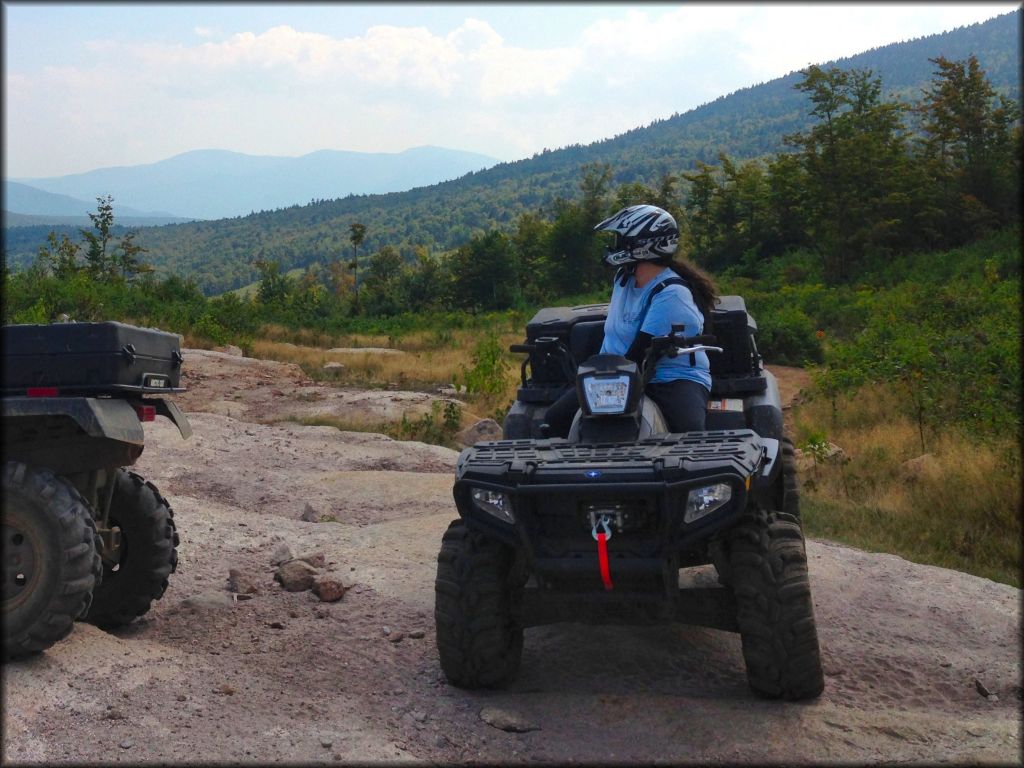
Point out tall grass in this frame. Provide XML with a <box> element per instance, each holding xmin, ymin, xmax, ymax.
<box><xmin>245</xmin><ymin>326</ymin><xmax>522</xmax><ymax>421</ymax></box>
<box><xmin>792</xmin><ymin>383</ymin><xmax>1021</xmax><ymax>586</ymax></box>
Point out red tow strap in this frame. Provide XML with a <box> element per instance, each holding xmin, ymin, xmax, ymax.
<box><xmin>596</xmin><ymin>532</ymin><xmax>613</xmax><ymax>591</ymax></box>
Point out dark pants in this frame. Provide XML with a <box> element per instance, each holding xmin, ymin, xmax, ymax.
<box><xmin>544</xmin><ymin>379</ymin><xmax>709</xmax><ymax>438</ymax></box>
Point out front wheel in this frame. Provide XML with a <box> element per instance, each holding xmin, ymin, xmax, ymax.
<box><xmin>728</xmin><ymin>507</ymin><xmax>824</xmax><ymax>700</ymax></box>
<box><xmin>434</xmin><ymin>520</ymin><xmax>523</xmax><ymax>688</ymax></box>
<box><xmin>82</xmin><ymin>470</ymin><xmax>178</xmax><ymax>628</ymax></box>
<box><xmin>2</xmin><ymin>462</ymin><xmax>102</xmax><ymax>658</ymax></box>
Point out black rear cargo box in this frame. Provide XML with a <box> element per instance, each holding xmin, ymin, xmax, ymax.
<box><xmin>2</xmin><ymin>322</ymin><xmax>184</xmax><ymax>395</ymax></box>
<box><xmin>708</xmin><ymin>296</ymin><xmax>758</xmax><ymax>377</ymax></box>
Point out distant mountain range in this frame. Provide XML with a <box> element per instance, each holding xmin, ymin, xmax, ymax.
<box><xmin>3</xmin><ymin>181</ymin><xmax>190</xmax><ymax>227</ymax></box>
<box><xmin>6</xmin><ymin>146</ymin><xmax>501</xmax><ymax>221</ymax></box>
<box><xmin>3</xmin><ymin>10</ymin><xmax>1018</xmax><ymax>294</ymax></box>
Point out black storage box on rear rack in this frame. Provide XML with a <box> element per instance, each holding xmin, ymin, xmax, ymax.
<box><xmin>1</xmin><ymin>321</ymin><xmax>185</xmax><ymax>395</ymax></box>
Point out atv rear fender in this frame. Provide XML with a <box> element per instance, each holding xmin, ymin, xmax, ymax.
<box><xmin>1</xmin><ymin>396</ymin><xmax>190</xmax><ymax>475</ymax></box>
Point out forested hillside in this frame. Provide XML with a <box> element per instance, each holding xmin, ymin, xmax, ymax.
<box><xmin>2</xmin><ymin>10</ymin><xmax>1018</xmax><ymax>295</ymax></box>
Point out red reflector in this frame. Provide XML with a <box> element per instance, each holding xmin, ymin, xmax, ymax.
<box><xmin>27</xmin><ymin>387</ymin><xmax>59</xmax><ymax>397</ymax></box>
<box><xmin>134</xmin><ymin>405</ymin><xmax>156</xmax><ymax>422</ymax></box>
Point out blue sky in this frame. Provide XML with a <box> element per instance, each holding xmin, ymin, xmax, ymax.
<box><xmin>4</xmin><ymin>2</ymin><xmax>1017</xmax><ymax>177</ymax></box>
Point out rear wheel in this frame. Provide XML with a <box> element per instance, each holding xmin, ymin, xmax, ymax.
<box><xmin>728</xmin><ymin>507</ymin><xmax>824</xmax><ymax>700</ymax></box>
<box><xmin>82</xmin><ymin>470</ymin><xmax>178</xmax><ymax>628</ymax></box>
<box><xmin>2</xmin><ymin>462</ymin><xmax>102</xmax><ymax>658</ymax></box>
<box><xmin>780</xmin><ymin>435</ymin><xmax>801</xmax><ymax>517</ymax></box>
<box><xmin>434</xmin><ymin>520</ymin><xmax>523</xmax><ymax>688</ymax></box>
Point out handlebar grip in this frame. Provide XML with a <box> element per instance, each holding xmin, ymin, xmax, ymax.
<box><xmin>509</xmin><ymin>344</ymin><xmax>535</xmax><ymax>354</ymax></box>
<box><xmin>687</xmin><ymin>334</ymin><xmax>718</xmax><ymax>345</ymax></box>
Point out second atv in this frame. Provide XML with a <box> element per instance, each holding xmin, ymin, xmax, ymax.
<box><xmin>434</xmin><ymin>295</ymin><xmax>823</xmax><ymax>700</ymax></box>
<box><xmin>2</xmin><ymin>320</ymin><xmax>191</xmax><ymax>658</ymax></box>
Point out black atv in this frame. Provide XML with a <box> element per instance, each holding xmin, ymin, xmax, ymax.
<box><xmin>434</xmin><ymin>296</ymin><xmax>823</xmax><ymax>700</ymax></box>
<box><xmin>2</xmin><ymin>321</ymin><xmax>191</xmax><ymax>658</ymax></box>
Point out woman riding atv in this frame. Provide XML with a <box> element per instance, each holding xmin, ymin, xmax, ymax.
<box><xmin>545</xmin><ymin>204</ymin><xmax>718</xmax><ymax>437</ymax></box>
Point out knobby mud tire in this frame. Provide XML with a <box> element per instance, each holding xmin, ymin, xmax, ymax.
<box><xmin>728</xmin><ymin>507</ymin><xmax>824</xmax><ymax>701</ymax></box>
<box><xmin>82</xmin><ymin>470</ymin><xmax>178</xmax><ymax>628</ymax></box>
<box><xmin>781</xmin><ymin>435</ymin><xmax>801</xmax><ymax>518</ymax></box>
<box><xmin>2</xmin><ymin>462</ymin><xmax>102</xmax><ymax>658</ymax></box>
<box><xmin>434</xmin><ymin>520</ymin><xmax>523</xmax><ymax>688</ymax></box>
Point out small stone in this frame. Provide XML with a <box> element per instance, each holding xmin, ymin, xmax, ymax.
<box><xmin>382</xmin><ymin>626</ymin><xmax>391</xmax><ymax>636</ymax></box>
<box><xmin>974</xmin><ymin>678</ymin><xmax>991</xmax><ymax>697</ymax></box>
<box><xmin>320</xmin><ymin>738</ymin><xmax>333</xmax><ymax>748</ymax></box>
<box><xmin>987</xmin><ymin>694</ymin><xmax>999</xmax><ymax>702</ymax></box>
<box><xmin>215</xmin><ymin>683</ymin><xmax>236</xmax><ymax>695</ymax></box>
<box><xmin>289</xmin><ymin>610</ymin><xmax>300</xmax><ymax>619</ymax></box>
<box><xmin>176</xmin><ymin>695</ymin><xmax>187</xmax><ymax>702</ymax></box>
<box><xmin>294</xmin><ymin>552</ymin><xmax>327</xmax><ymax>569</ymax></box>
<box><xmin>412</xmin><ymin>711</ymin><xmax>428</xmax><ymax>723</ymax></box>
<box><xmin>313</xmin><ymin>574</ymin><xmax>350</xmax><ymax>603</ymax></box>
<box><xmin>269</xmin><ymin>621</ymin><xmax>285</xmax><ymax>630</ymax></box>
<box><xmin>479</xmin><ymin>707</ymin><xmax>540</xmax><ymax>733</ymax></box>
<box><xmin>301</xmin><ymin>503</ymin><xmax>322</xmax><ymax>523</ymax></box>
<box><xmin>119</xmin><ymin>739</ymin><xmax>134</xmax><ymax>750</ymax></box>
<box><xmin>408</xmin><ymin>629</ymin><xmax>425</xmax><ymax>639</ymax></box>
<box><xmin>270</xmin><ymin>542</ymin><xmax>294</xmax><ymax>565</ymax></box>
<box><xmin>235</xmin><ymin>593</ymin><xmax>254</xmax><ymax>601</ymax></box>
<box><xmin>388</xmin><ymin>631</ymin><xmax>405</xmax><ymax>644</ymax></box>
<box><xmin>455</xmin><ymin>418</ymin><xmax>503</xmax><ymax>447</ymax></box>
<box><xmin>228</xmin><ymin>568</ymin><xmax>259</xmax><ymax>595</ymax></box>
<box><xmin>940</xmin><ymin>661</ymin><xmax>952</xmax><ymax>668</ymax></box>
<box><xmin>178</xmin><ymin>590</ymin><xmax>233</xmax><ymax>613</ymax></box>
<box><xmin>275</xmin><ymin>560</ymin><xmax>319</xmax><ymax>592</ymax></box>
<box><xmin>104</xmin><ymin>707</ymin><xmax>126</xmax><ymax>720</ymax></box>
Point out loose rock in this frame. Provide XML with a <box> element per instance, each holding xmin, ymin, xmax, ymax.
<box><xmin>975</xmin><ymin>678</ymin><xmax>992</xmax><ymax>697</ymax></box>
<box><xmin>301</xmin><ymin>503</ymin><xmax>322</xmax><ymax>522</ymax></box>
<box><xmin>178</xmin><ymin>590</ymin><xmax>234</xmax><ymax>614</ymax></box>
<box><xmin>313</xmin><ymin>574</ymin><xmax>350</xmax><ymax>603</ymax></box>
<box><xmin>408</xmin><ymin>629</ymin><xmax>426</xmax><ymax>639</ymax></box>
<box><xmin>479</xmin><ymin>707</ymin><xmax>541</xmax><ymax>733</ymax></box>
<box><xmin>270</xmin><ymin>542</ymin><xmax>294</xmax><ymax>565</ymax></box>
<box><xmin>275</xmin><ymin>560</ymin><xmax>319</xmax><ymax>592</ymax></box>
<box><xmin>455</xmin><ymin>418</ymin><xmax>503</xmax><ymax>447</ymax></box>
<box><xmin>228</xmin><ymin>568</ymin><xmax>259</xmax><ymax>595</ymax></box>
<box><xmin>293</xmin><ymin>551</ymin><xmax>327</xmax><ymax>569</ymax></box>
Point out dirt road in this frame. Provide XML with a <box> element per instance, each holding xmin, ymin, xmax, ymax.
<box><xmin>2</xmin><ymin>350</ymin><xmax>1019</xmax><ymax>764</ymax></box>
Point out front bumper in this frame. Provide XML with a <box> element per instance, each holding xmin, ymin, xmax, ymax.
<box><xmin>454</xmin><ymin>429</ymin><xmax>779</xmax><ymax>585</ymax></box>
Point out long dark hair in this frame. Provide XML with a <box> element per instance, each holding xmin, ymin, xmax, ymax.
<box><xmin>661</xmin><ymin>256</ymin><xmax>718</xmax><ymax>318</ymax></box>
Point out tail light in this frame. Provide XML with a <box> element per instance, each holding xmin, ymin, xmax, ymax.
<box><xmin>134</xmin><ymin>404</ymin><xmax>156</xmax><ymax>422</ymax></box>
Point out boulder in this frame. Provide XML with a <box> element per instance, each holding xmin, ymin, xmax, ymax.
<box><xmin>275</xmin><ymin>560</ymin><xmax>319</xmax><ymax>592</ymax></box>
<box><xmin>456</xmin><ymin>418</ymin><xmax>503</xmax><ymax>447</ymax></box>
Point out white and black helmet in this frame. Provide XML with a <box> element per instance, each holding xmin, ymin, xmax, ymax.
<box><xmin>594</xmin><ymin>204</ymin><xmax>679</xmax><ymax>267</ymax></box>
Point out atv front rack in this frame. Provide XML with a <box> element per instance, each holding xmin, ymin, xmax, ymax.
<box><xmin>456</xmin><ymin>429</ymin><xmax>770</xmax><ymax>486</ymax></box>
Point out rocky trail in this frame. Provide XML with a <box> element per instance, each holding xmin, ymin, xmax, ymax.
<box><xmin>2</xmin><ymin>349</ymin><xmax>1019</xmax><ymax>764</ymax></box>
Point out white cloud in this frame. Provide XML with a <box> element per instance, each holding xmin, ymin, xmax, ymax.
<box><xmin>4</xmin><ymin>5</ymin><xmax>1016</xmax><ymax>177</ymax></box>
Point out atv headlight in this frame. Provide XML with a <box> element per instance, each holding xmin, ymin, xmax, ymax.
<box><xmin>471</xmin><ymin>487</ymin><xmax>515</xmax><ymax>524</ymax></box>
<box><xmin>684</xmin><ymin>483</ymin><xmax>732</xmax><ymax>523</ymax></box>
<box><xmin>581</xmin><ymin>374</ymin><xmax>631</xmax><ymax>415</ymax></box>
